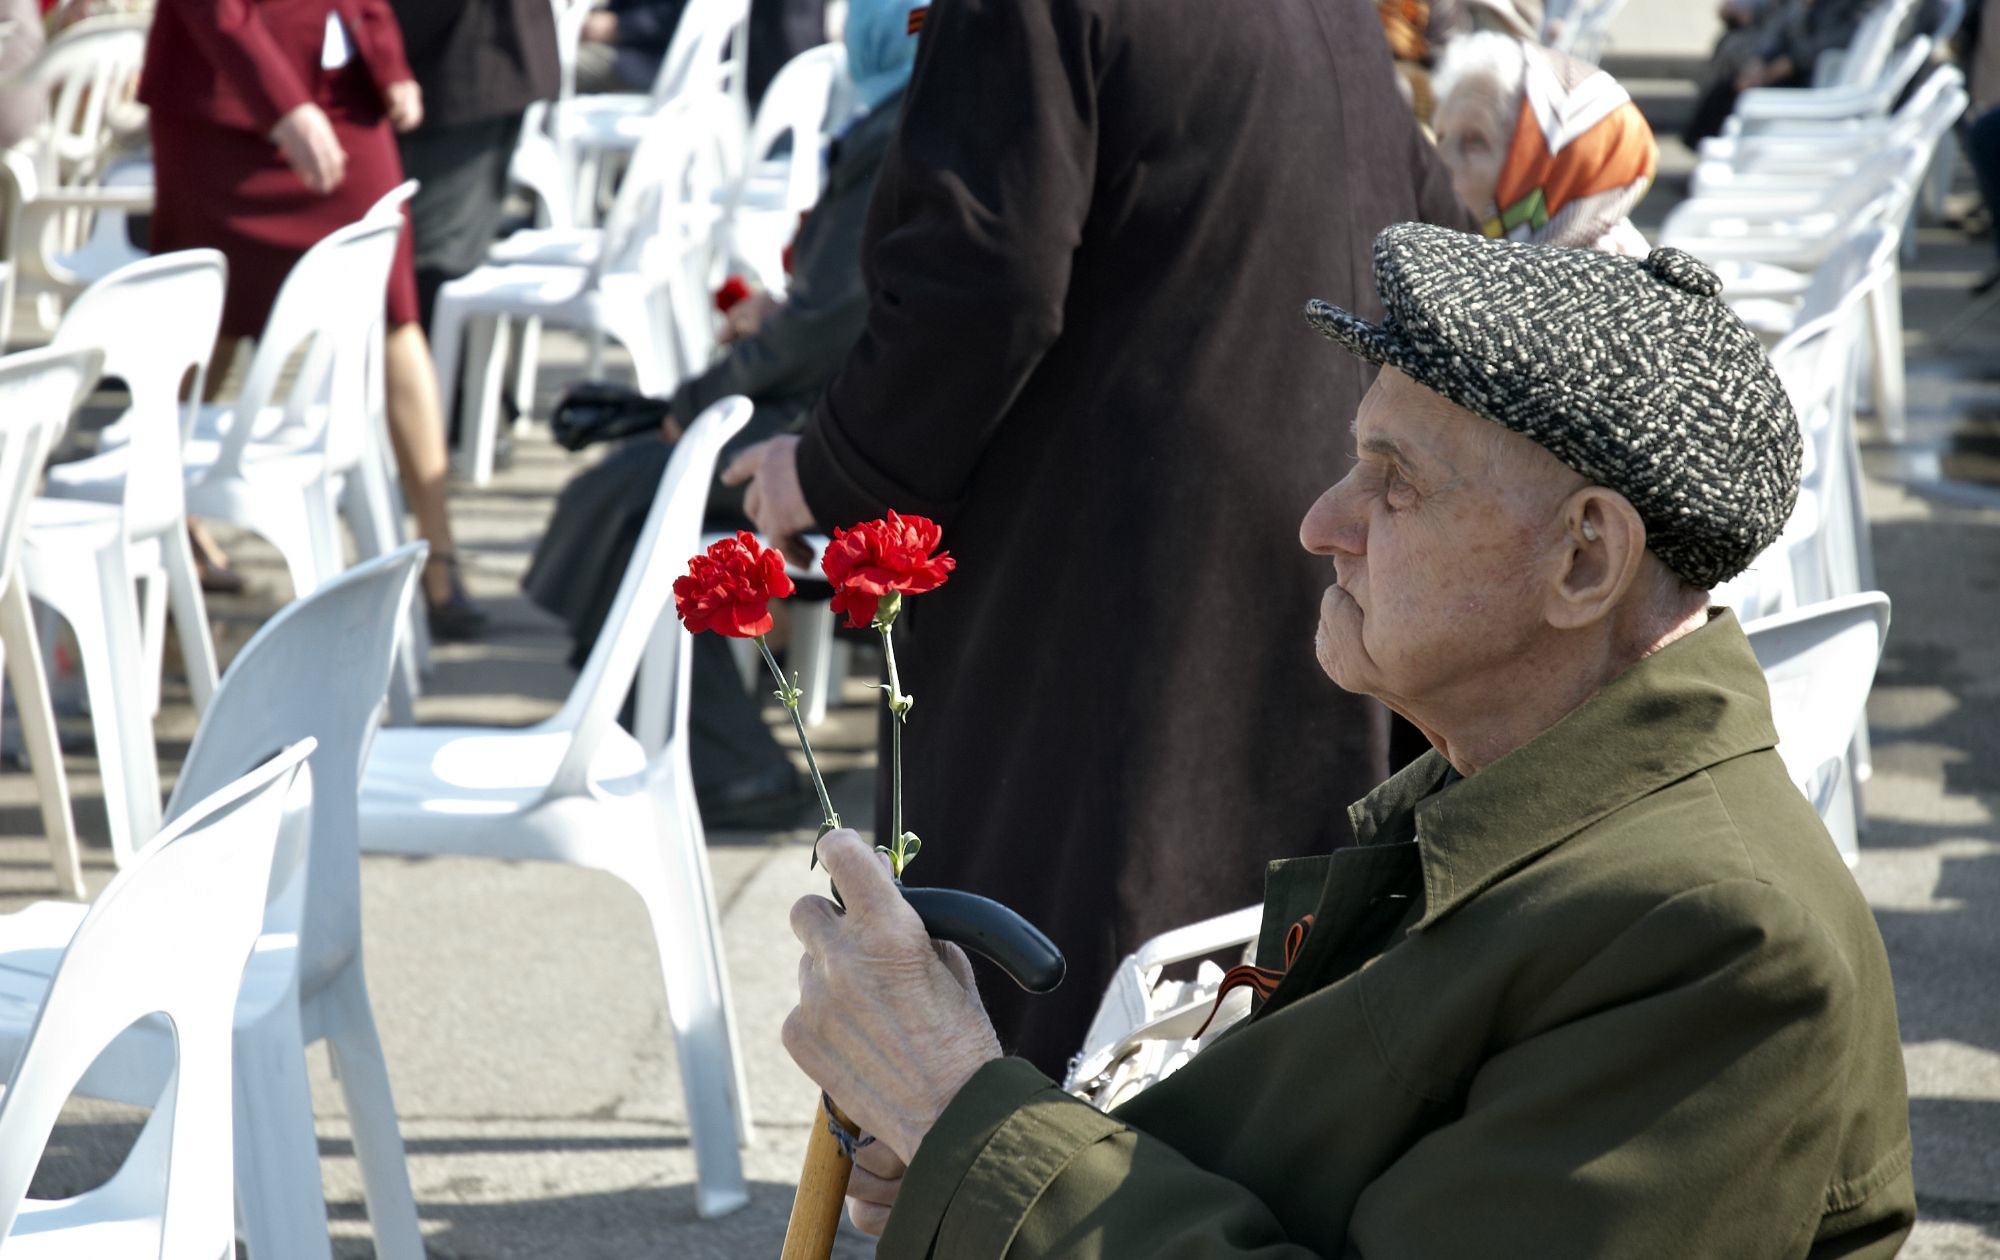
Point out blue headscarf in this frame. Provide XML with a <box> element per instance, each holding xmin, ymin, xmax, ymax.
<box><xmin>844</xmin><ymin>0</ymin><xmax>930</xmax><ymax>114</ymax></box>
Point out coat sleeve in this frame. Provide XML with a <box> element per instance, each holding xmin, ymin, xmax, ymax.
<box><xmin>1344</xmin><ymin>880</ymin><xmax>1913</xmax><ymax>1258</ymax></box>
<box><xmin>351</xmin><ymin>0</ymin><xmax>416</xmax><ymax>90</ymax></box>
<box><xmin>878</xmin><ymin>1058</ymin><xmax>1323</xmax><ymax>1260</ymax></box>
<box><xmin>159</xmin><ymin>0</ymin><xmax>315</xmax><ymax>132</ymax></box>
<box><xmin>791</xmin><ymin>0</ymin><xmax>1097</xmax><ymax>529</ymax></box>
<box><xmin>672</xmin><ymin>140</ymin><xmax>875</xmax><ymax>420</ymax></box>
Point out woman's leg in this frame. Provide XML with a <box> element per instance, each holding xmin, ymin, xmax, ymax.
<box><xmin>383</xmin><ymin>320</ymin><xmax>486</xmax><ymax>633</ymax></box>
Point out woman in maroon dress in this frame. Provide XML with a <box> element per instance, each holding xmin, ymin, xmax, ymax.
<box><xmin>139</xmin><ymin>0</ymin><xmax>484</xmax><ymax>635</ymax></box>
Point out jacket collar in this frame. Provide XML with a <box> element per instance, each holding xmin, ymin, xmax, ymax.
<box><xmin>1346</xmin><ymin>610</ymin><xmax>1778</xmax><ymax>932</ymax></box>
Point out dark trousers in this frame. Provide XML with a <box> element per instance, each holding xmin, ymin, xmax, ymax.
<box><xmin>396</xmin><ymin>113</ymin><xmax>525</xmax><ymax>333</ymax></box>
<box><xmin>1966</xmin><ymin>107</ymin><xmax>2000</xmax><ymax>263</ymax></box>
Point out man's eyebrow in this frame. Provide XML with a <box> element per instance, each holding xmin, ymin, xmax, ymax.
<box><xmin>1358</xmin><ymin>433</ymin><xmax>1410</xmax><ymax>462</ymax></box>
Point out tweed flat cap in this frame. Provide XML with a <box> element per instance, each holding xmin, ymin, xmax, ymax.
<box><xmin>1305</xmin><ymin>222</ymin><xmax>1800</xmax><ymax>589</ymax></box>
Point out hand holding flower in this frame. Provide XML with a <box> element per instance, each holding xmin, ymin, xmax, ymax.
<box><xmin>784</xmin><ymin>830</ymin><xmax>1001</xmax><ymax>1165</ymax></box>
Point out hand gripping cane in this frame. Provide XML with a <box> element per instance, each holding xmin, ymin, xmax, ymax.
<box><xmin>780</xmin><ymin>886</ymin><xmax>1065</xmax><ymax>1259</ymax></box>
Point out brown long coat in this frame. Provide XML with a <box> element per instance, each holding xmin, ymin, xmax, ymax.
<box><xmin>795</xmin><ymin>0</ymin><xmax>1474</xmax><ymax>1071</ymax></box>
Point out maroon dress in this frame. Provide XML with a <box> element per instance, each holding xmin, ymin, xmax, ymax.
<box><xmin>140</xmin><ymin>0</ymin><xmax>421</xmax><ymax>338</ymax></box>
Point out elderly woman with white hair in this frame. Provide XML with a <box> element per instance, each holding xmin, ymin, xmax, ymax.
<box><xmin>1431</xmin><ymin>31</ymin><xmax>1658</xmax><ymax>255</ymax></box>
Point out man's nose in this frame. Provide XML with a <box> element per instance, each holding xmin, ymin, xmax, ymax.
<box><xmin>1300</xmin><ymin>476</ymin><xmax>1367</xmax><ymax>558</ymax></box>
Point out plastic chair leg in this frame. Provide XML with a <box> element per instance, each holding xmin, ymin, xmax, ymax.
<box><xmin>0</xmin><ymin>580</ymin><xmax>83</xmax><ymax>898</ymax></box>
<box><xmin>512</xmin><ymin>316</ymin><xmax>543</xmax><ymax>418</ymax></box>
<box><xmin>791</xmin><ymin>600</ymin><xmax>836</xmax><ymax>728</ymax></box>
<box><xmin>161</xmin><ymin>525</ymin><xmax>219</xmax><ymax>714</ymax></box>
<box><xmin>615</xmin><ymin>795</ymin><xmax>751</xmax><ymax>1217</ymax></box>
<box><xmin>302</xmin><ymin>482</ymin><xmax>348</xmax><ymax>593</ymax></box>
<box><xmin>230</xmin><ymin>1012</ymin><xmax>337</xmax><ymax>1260</ymax></box>
<box><xmin>316</xmin><ymin>965</ymin><xmax>425</xmax><ymax>1260</ymax></box>
<box><xmin>58</xmin><ymin>543</ymin><xmax>157</xmax><ymax>865</ymax></box>
<box><xmin>1865</xmin><ymin>279</ymin><xmax>1907</xmax><ymax>442</ymax></box>
<box><xmin>464</xmin><ymin>315</ymin><xmax>503</xmax><ymax>488</ymax></box>
<box><xmin>136</xmin><ymin>563</ymin><xmax>167</xmax><ymax>718</ymax></box>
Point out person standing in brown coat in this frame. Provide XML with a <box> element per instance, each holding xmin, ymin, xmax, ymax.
<box><xmin>728</xmin><ymin>0</ymin><xmax>1473</xmax><ymax>1073</ymax></box>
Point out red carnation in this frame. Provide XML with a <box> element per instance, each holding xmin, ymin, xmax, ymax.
<box><xmin>819</xmin><ymin>511</ymin><xmax>955</xmax><ymax>628</ymax></box>
<box><xmin>674</xmin><ymin>531</ymin><xmax>795</xmax><ymax>638</ymax></box>
<box><xmin>713</xmin><ymin>275</ymin><xmax>753</xmax><ymax>313</ymax></box>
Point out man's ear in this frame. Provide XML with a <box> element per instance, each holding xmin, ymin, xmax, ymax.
<box><xmin>1544</xmin><ymin>486</ymin><xmax>1647</xmax><ymax>631</ymax></box>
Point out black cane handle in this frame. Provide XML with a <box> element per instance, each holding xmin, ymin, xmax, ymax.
<box><xmin>901</xmin><ymin>886</ymin><xmax>1067</xmax><ymax>994</ymax></box>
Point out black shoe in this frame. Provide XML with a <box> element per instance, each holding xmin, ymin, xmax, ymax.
<box><xmin>426</xmin><ymin>553</ymin><xmax>490</xmax><ymax>642</ymax></box>
<box><xmin>1972</xmin><ymin>266</ymin><xmax>2000</xmax><ymax>298</ymax></box>
<box><xmin>699</xmin><ymin>767</ymin><xmax>814</xmax><ymax>831</ymax></box>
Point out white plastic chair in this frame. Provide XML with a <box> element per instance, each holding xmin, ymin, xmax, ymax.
<box><xmin>0</xmin><ymin>348</ymin><xmax>99</xmax><ymax>900</ymax></box>
<box><xmin>1729</xmin><ymin>34</ymin><xmax>1932</xmax><ymax>132</ymax></box>
<box><xmin>1811</xmin><ymin>0</ymin><xmax>1917</xmax><ymax>88</ymax></box>
<box><xmin>47</xmin><ymin>213</ymin><xmax>406</xmax><ymax>600</ymax></box>
<box><xmin>0</xmin><ymin>547</ymin><xmax>430</xmax><ymax>1260</ymax></box>
<box><xmin>718</xmin><ymin>42</ymin><xmax>844</xmax><ymax>293</ymax></box>
<box><xmin>1063</xmin><ymin>904</ymin><xmax>1262</xmax><ymax>1109</ymax></box>
<box><xmin>554</xmin><ymin>0</ymin><xmax>752</xmax><ymax>223</ymax></box>
<box><xmin>438</xmin><ymin>91</ymin><xmax>733</xmax><ymax>485</ymax></box>
<box><xmin>1745</xmin><ymin>592</ymin><xmax>1892</xmax><ymax>864</ymax></box>
<box><xmin>1</xmin><ymin>16</ymin><xmax>151</xmax><ymax>333</ymax></box>
<box><xmin>19</xmin><ymin>252</ymin><xmax>228</xmax><ymax>870</ymax></box>
<box><xmin>358</xmin><ymin>400</ymin><xmax>756</xmax><ymax>1218</ymax></box>
<box><xmin>1696</xmin><ymin>63</ymin><xmax>1960</xmax><ymax>178</ymax></box>
<box><xmin>0</xmin><ymin>741</ymin><xmax>310</xmax><ymax>1259</ymax></box>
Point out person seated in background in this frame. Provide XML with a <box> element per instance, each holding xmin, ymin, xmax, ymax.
<box><xmin>784</xmin><ymin>224</ymin><xmax>1915</xmax><ymax>1256</ymax></box>
<box><xmin>1960</xmin><ymin>0</ymin><xmax>2000</xmax><ymax>293</ymax></box>
<box><xmin>1431</xmin><ymin>31</ymin><xmax>1658</xmax><ymax>255</ymax></box>
<box><xmin>575</xmin><ymin>0</ymin><xmax>823</xmax><ymax>103</ymax></box>
<box><xmin>575</xmin><ymin>0</ymin><xmax>685</xmax><ymax>93</ymax></box>
<box><xmin>523</xmin><ymin>0</ymin><xmax>924</xmax><ymax>828</ymax></box>
<box><xmin>1683</xmin><ymin>0</ymin><xmax>1888</xmax><ymax>145</ymax></box>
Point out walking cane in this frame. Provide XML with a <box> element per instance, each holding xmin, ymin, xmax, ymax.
<box><xmin>781</xmin><ymin>886</ymin><xmax>1066</xmax><ymax>1259</ymax></box>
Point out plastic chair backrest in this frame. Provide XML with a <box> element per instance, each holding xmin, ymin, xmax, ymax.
<box><xmin>50</xmin><ymin>250</ymin><xmax>227</xmax><ymax>541</ymax></box>
<box><xmin>598</xmin><ymin>90</ymin><xmax>733</xmax><ymax>283</ymax></box>
<box><xmin>0</xmin><ymin>740</ymin><xmax>311</xmax><ymax>1258</ymax></box>
<box><xmin>652</xmin><ymin>0</ymin><xmax>749</xmax><ymax>107</ymax></box>
<box><xmin>1791</xmin><ymin>224</ymin><xmax>1898</xmax><ymax>338</ymax></box>
<box><xmin>0</xmin><ymin>347</ymin><xmax>98</xmax><ymax>593</ymax></box>
<box><xmin>1744</xmin><ymin>593</ymin><xmax>1891</xmax><ymax>793</ymax></box>
<box><xmin>744</xmin><ymin>44</ymin><xmax>843</xmax><ymax>213</ymax></box>
<box><xmin>216</xmin><ymin>213</ymin><xmax>404</xmax><ymax>481</ymax></box>
<box><xmin>549</xmin><ymin>398</ymin><xmax>751</xmax><ymax>796</ymax></box>
<box><xmin>550</xmin><ymin>0</ymin><xmax>597</xmax><ymax>100</ymax></box>
<box><xmin>13</xmin><ymin>16</ymin><xmax>147</xmax><ymax>187</ymax></box>
<box><xmin>1824</xmin><ymin>0</ymin><xmax>1917</xmax><ymax>87</ymax></box>
<box><xmin>164</xmin><ymin>545</ymin><xmax>425</xmax><ymax>996</ymax></box>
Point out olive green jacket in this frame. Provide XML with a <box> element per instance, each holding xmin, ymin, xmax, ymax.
<box><xmin>882</xmin><ymin>613</ymin><xmax>1915</xmax><ymax>1258</ymax></box>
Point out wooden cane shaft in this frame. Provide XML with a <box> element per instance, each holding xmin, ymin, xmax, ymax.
<box><xmin>781</xmin><ymin>1096</ymin><xmax>859</xmax><ymax>1260</ymax></box>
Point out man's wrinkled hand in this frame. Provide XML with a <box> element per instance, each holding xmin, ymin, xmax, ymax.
<box><xmin>719</xmin><ymin>435</ymin><xmax>814</xmax><ymax>565</ymax></box>
<box><xmin>847</xmin><ymin>1137</ymin><xmax>906</xmax><ymax>1236</ymax></box>
<box><xmin>783</xmin><ymin>831</ymin><xmax>1002</xmax><ymax>1165</ymax></box>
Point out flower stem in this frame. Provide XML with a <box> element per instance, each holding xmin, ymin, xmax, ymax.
<box><xmin>756</xmin><ymin>635</ymin><xmax>839</xmax><ymax>836</ymax></box>
<box><xmin>874</xmin><ymin>597</ymin><xmax>915</xmax><ymax>877</ymax></box>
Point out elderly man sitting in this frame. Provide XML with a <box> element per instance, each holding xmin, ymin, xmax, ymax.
<box><xmin>785</xmin><ymin>223</ymin><xmax>1914</xmax><ymax>1257</ymax></box>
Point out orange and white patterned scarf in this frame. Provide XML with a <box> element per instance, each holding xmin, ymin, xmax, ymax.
<box><xmin>1486</xmin><ymin>44</ymin><xmax>1656</xmax><ymax>252</ymax></box>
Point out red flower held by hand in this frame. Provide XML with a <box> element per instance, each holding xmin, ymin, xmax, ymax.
<box><xmin>820</xmin><ymin>511</ymin><xmax>955</xmax><ymax>628</ymax></box>
<box><xmin>674</xmin><ymin>531</ymin><xmax>795</xmax><ymax>638</ymax></box>
<box><xmin>713</xmin><ymin>275</ymin><xmax>753</xmax><ymax>314</ymax></box>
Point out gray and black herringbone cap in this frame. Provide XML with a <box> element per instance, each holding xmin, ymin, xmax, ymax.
<box><xmin>1305</xmin><ymin>222</ymin><xmax>1800</xmax><ymax>590</ymax></box>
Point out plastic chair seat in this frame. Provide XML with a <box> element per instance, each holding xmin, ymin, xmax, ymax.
<box><xmin>0</xmin><ymin>1201</ymin><xmax>169</xmax><ymax>1257</ymax></box>
<box><xmin>361</xmin><ymin>724</ymin><xmax>649</xmax><ymax>821</ymax></box>
<box><xmin>24</xmin><ymin>495</ymin><xmax>126</xmax><ymax>549</ymax></box>
<box><xmin>487</xmin><ymin>228</ymin><xmax>602</xmax><ymax>269</ymax></box>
